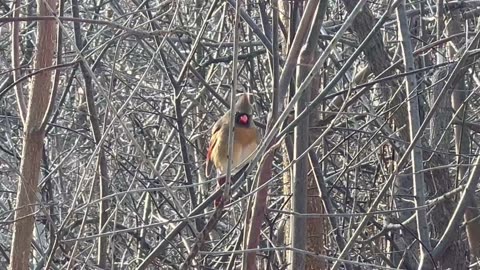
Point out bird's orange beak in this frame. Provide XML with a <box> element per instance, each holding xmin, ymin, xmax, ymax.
<box><xmin>240</xmin><ymin>115</ymin><xmax>248</xmax><ymax>125</ymax></box>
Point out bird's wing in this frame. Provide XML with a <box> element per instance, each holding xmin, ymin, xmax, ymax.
<box><xmin>205</xmin><ymin>119</ymin><xmax>223</xmax><ymax>177</ymax></box>
<box><xmin>205</xmin><ymin>135</ymin><xmax>217</xmax><ymax>177</ymax></box>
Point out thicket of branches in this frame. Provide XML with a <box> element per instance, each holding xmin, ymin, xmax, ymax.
<box><xmin>1</xmin><ymin>0</ymin><xmax>480</xmax><ymax>269</ymax></box>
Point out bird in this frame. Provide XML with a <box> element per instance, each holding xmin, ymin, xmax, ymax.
<box><xmin>205</xmin><ymin>93</ymin><xmax>259</xmax><ymax>206</ymax></box>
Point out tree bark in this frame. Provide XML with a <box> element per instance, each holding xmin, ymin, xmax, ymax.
<box><xmin>295</xmin><ymin>1</ymin><xmax>329</xmax><ymax>269</ymax></box>
<box><xmin>447</xmin><ymin>12</ymin><xmax>480</xmax><ymax>262</ymax></box>
<box><xmin>9</xmin><ymin>0</ymin><xmax>57</xmax><ymax>269</ymax></box>
<box><xmin>70</xmin><ymin>0</ymin><xmax>111</xmax><ymax>266</ymax></box>
<box><xmin>396</xmin><ymin>3</ymin><xmax>432</xmax><ymax>268</ymax></box>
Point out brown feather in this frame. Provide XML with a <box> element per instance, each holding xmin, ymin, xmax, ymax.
<box><xmin>205</xmin><ymin>93</ymin><xmax>259</xmax><ymax>206</ymax></box>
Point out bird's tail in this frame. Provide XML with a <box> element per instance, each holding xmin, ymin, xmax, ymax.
<box><xmin>214</xmin><ymin>176</ymin><xmax>226</xmax><ymax>207</ymax></box>
<box><xmin>214</xmin><ymin>165</ymin><xmax>249</xmax><ymax>207</ymax></box>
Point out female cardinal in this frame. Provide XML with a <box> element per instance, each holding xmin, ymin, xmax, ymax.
<box><xmin>205</xmin><ymin>94</ymin><xmax>259</xmax><ymax>206</ymax></box>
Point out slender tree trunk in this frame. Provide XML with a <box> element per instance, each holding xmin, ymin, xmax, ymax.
<box><xmin>447</xmin><ymin>13</ymin><xmax>480</xmax><ymax>262</ymax></box>
<box><xmin>277</xmin><ymin>1</ymin><xmax>319</xmax><ymax>267</ymax></box>
<box><xmin>295</xmin><ymin>1</ymin><xmax>328</xmax><ymax>268</ymax></box>
<box><xmin>396</xmin><ymin>3</ymin><xmax>432</xmax><ymax>268</ymax></box>
<box><xmin>9</xmin><ymin>0</ymin><xmax>57</xmax><ymax>269</ymax></box>
<box><xmin>71</xmin><ymin>0</ymin><xmax>111</xmax><ymax>266</ymax></box>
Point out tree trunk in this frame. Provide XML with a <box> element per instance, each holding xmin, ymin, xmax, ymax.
<box><xmin>9</xmin><ymin>0</ymin><xmax>57</xmax><ymax>269</ymax></box>
<box><xmin>447</xmin><ymin>12</ymin><xmax>480</xmax><ymax>263</ymax></box>
<box><xmin>396</xmin><ymin>3</ymin><xmax>432</xmax><ymax>267</ymax></box>
<box><xmin>296</xmin><ymin>2</ymin><xmax>329</xmax><ymax>268</ymax></box>
<box><xmin>71</xmin><ymin>0</ymin><xmax>111</xmax><ymax>266</ymax></box>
